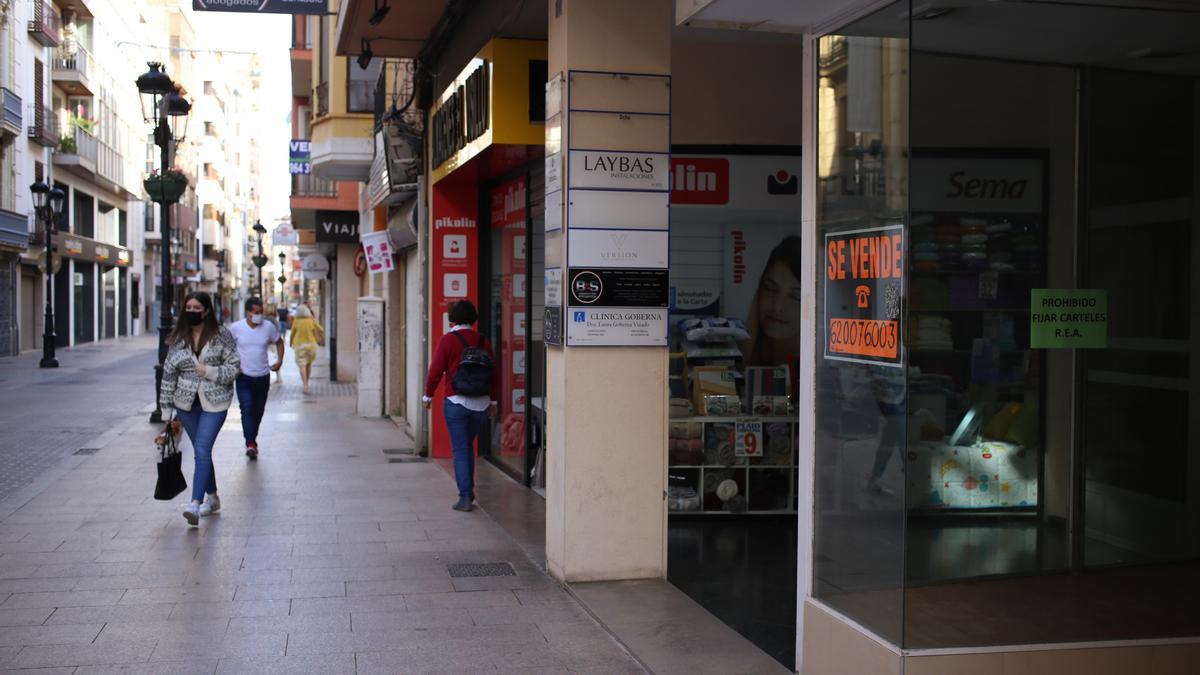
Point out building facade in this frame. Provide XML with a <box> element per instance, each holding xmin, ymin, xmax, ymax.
<box><xmin>333</xmin><ymin>0</ymin><xmax>1200</xmax><ymax>672</ymax></box>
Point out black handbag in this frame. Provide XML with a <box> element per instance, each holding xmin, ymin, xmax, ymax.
<box><xmin>154</xmin><ymin>421</ymin><xmax>187</xmax><ymax>501</ymax></box>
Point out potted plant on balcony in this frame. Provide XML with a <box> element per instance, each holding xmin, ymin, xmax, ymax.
<box><xmin>145</xmin><ymin>167</ymin><xmax>187</xmax><ymax>204</ymax></box>
<box><xmin>70</xmin><ymin>112</ymin><xmax>98</xmax><ymax>135</ymax></box>
<box><xmin>58</xmin><ymin>135</ymin><xmax>77</xmax><ymax>154</ymax></box>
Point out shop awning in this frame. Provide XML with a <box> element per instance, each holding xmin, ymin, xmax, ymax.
<box><xmin>677</xmin><ymin>0</ymin><xmax>872</xmax><ymax>32</ymax></box>
<box><xmin>335</xmin><ymin>0</ymin><xmax>448</xmax><ymax>60</ymax></box>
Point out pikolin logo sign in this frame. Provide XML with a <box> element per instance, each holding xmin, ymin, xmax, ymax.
<box><xmin>601</xmin><ymin>233</ymin><xmax>638</xmax><ymax>263</ymax></box>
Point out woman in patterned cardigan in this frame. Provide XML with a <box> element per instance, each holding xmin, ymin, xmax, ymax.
<box><xmin>159</xmin><ymin>291</ymin><xmax>240</xmax><ymax>526</ymax></box>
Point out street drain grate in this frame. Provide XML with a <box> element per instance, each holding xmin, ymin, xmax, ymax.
<box><xmin>382</xmin><ymin>448</ymin><xmax>415</xmax><ymax>455</ymax></box>
<box><xmin>387</xmin><ymin>457</ymin><xmax>425</xmax><ymax>463</ymax></box>
<box><xmin>74</xmin><ymin>448</ymin><xmax>100</xmax><ymax>455</ymax></box>
<box><xmin>447</xmin><ymin>562</ymin><xmax>515</xmax><ymax>578</ymax></box>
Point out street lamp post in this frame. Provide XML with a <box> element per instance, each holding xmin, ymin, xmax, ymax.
<box><xmin>138</xmin><ymin>62</ymin><xmax>191</xmax><ymax>424</ymax></box>
<box><xmin>30</xmin><ymin>181</ymin><xmax>65</xmax><ymax>368</ymax></box>
<box><xmin>251</xmin><ymin>221</ymin><xmax>268</xmax><ymax>300</ymax></box>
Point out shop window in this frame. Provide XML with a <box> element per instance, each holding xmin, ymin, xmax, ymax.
<box><xmin>813</xmin><ymin>2</ymin><xmax>909</xmax><ymax>647</ymax></box>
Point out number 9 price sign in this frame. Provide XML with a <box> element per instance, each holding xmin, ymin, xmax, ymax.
<box><xmin>735</xmin><ymin>418</ymin><xmax>763</xmax><ymax>457</ymax></box>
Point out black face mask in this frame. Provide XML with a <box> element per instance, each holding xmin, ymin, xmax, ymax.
<box><xmin>184</xmin><ymin>311</ymin><xmax>205</xmax><ymax>326</ymax></box>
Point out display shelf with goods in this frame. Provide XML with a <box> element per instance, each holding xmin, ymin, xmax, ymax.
<box><xmin>905</xmin><ymin>201</ymin><xmax>1046</xmax><ymax>514</ymax></box>
<box><xmin>668</xmin><ymin>317</ymin><xmax>799</xmax><ymax>515</ymax></box>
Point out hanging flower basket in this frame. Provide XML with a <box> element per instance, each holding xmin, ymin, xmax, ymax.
<box><xmin>144</xmin><ymin>169</ymin><xmax>187</xmax><ymax>204</ymax></box>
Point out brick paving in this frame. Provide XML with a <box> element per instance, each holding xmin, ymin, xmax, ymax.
<box><xmin>0</xmin><ymin>340</ymin><xmax>644</xmax><ymax>674</ymax></box>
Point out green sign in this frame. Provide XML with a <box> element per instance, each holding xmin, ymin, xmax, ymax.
<box><xmin>1031</xmin><ymin>289</ymin><xmax>1107</xmax><ymax>349</ymax></box>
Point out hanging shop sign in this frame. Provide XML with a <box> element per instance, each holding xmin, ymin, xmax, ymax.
<box><xmin>1030</xmin><ymin>289</ymin><xmax>1107</xmax><ymax>349</ymax></box>
<box><xmin>192</xmin><ymin>0</ymin><xmax>327</xmax><ymax>15</ymax></box>
<box><xmin>315</xmin><ymin>210</ymin><xmax>359</xmax><ymax>243</ymax></box>
<box><xmin>360</xmin><ymin>231</ymin><xmax>393</xmax><ymax>274</ymax></box>
<box><xmin>430</xmin><ymin>39</ymin><xmax>548</xmax><ymax>184</ymax></box>
<box><xmin>301</xmin><ymin>253</ymin><xmax>329</xmax><ymax>280</ymax></box>
<box><xmin>55</xmin><ymin>234</ymin><xmax>131</xmax><ymax>267</ymax></box>
<box><xmin>273</xmin><ymin>222</ymin><xmax>299</xmax><ymax>246</ymax></box>
<box><xmin>568</xmin><ymin>268</ymin><xmax>669</xmax><ymax>308</ymax></box>
<box><xmin>823</xmin><ymin>223</ymin><xmax>906</xmax><ymax>367</ymax></box>
<box><xmin>289</xmin><ymin>140</ymin><xmax>311</xmax><ymax>175</ymax></box>
<box><xmin>568</xmin><ymin>150</ymin><xmax>670</xmax><ymax>191</ymax></box>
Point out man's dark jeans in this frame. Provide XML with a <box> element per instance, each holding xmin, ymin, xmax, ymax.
<box><xmin>235</xmin><ymin>374</ymin><xmax>272</xmax><ymax>446</ymax></box>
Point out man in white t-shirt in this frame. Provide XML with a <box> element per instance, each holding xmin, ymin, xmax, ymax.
<box><xmin>228</xmin><ymin>298</ymin><xmax>284</xmax><ymax>460</ymax></box>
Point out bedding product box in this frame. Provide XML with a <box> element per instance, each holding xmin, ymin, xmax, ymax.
<box><xmin>692</xmin><ymin>366</ymin><xmax>738</xmax><ymax>414</ymax></box>
<box><xmin>746</xmin><ymin>366</ymin><xmax>790</xmax><ymax>415</ymax></box>
<box><xmin>906</xmin><ymin>440</ymin><xmax>1039</xmax><ymax>509</ymax></box>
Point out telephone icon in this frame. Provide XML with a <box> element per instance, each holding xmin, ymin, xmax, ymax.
<box><xmin>855</xmin><ymin>285</ymin><xmax>871</xmax><ymax>309</ymax></box>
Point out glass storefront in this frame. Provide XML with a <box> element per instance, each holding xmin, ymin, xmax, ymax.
<box><xmin>814</xmin><ymin>0</ymin><xmax>1200</xmax><ymax>650</ymax></box>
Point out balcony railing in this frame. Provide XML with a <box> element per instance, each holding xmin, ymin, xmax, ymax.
<box><xmin>315</xmin><ymin>81</ymin><xmax>329</xmax><ymax>117</ymax></box>
<box><xmin>1</xmin><ymin>88</ymin><xmax>22</xmax><ymax>136</ymax></box>
<box><xmin>291</xmin><ymin>173</ymin><xmax>337</xmax><ymax>198</ymax></box>
<box><xmin>97</xmin><ymin>141</ymin><xmax>123</xmax><ymax>186</ymax></box>
<box><xmin>55</xmin><ymin>123</ymin><xmax>98</xmax><ymax>165</ymax></box>
<box><xmin>27</xmin><ymin>105</ymin><xmax>56</xmax><ymax>147</ymax></box>
<box><xmin>53</xmin><ymin>47</ymin><xmax>95</xmax><ymax>89</ymax></box>
<box><xmin>28</xmin><ymin>2</ymin><xmax>62</xmax><ymax>47</ymax></box>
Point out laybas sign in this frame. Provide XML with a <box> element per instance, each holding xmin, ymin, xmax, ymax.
<box><xmin>193</xmin><ymin>0</ymin><xmax>327</xmax><ymax>14</ymax></box>
<box><xmin>823</xmin><ymin>224</ymin><xmax>905</xmax><ymax>367</ymax></box>
<box><xmin>1031</xmin><ymin>289</ymin><xmax>1107</xmax><ymax>348</ymax></box>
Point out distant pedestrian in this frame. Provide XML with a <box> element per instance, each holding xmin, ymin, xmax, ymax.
<box><xmin>290</xmin><ymin>304</ymin><xmax>324</xmax><ymax>395</ymax></box>
<box><xmin>277</xmin><ymin>305</ymin><xmax>291</xmax><ymax>335</ymax></box>
<box><xmin>158</xmin><ymin>291</ymin><xmax>240</xmax><ymax>526</ymax></box>
<box><xmin>423</xmin><ymin>300</ymin><xmax>497</xmax><ymax>512</ymax></box>
<box><xmin>228</xmin><ymin>298</ymin><xmax>284</xmax><ymax>461</ymax></box>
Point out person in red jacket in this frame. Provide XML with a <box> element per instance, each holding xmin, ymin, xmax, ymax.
<box><xmin>423</xmin><ymin>301</ymin><xmax>498</xmax><ymax>511</ymax></box>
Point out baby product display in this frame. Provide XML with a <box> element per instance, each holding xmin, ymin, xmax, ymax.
<box><xmin>906</xmin><ymin>196</ymin><xmax>1046</xmax><ymax>512</ymax></box>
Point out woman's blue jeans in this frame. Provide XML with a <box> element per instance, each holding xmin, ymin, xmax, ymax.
<box><xmin>443</xmin><ymin>400</ymin><xmax>488</xmax><ymax>500</ymax></box>
<box><xmin>174</xmin><ymin>406</ymin><xmax>227</xmax><ymax>503</ymax></box>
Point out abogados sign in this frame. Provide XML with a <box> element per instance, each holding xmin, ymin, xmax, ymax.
<box><xmin>193</xmin><ymin>0</ymin><xmax>327</xmax><ymax>15</ymax></box>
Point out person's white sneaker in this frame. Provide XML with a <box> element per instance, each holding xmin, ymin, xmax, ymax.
<box><xmin>182</xmin><ymin>501</ymin><xmax>200</xmax><ymax>526</ymax></box>
<box><xmin>199</xmin><ymin>494</ymin><xmax>221</xmax><ymax>517</ymax></box>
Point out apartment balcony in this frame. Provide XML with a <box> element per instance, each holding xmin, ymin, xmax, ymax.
<box><xmin>53</xmin><ymin>124</ymin><xmax>98</xmax><ymax>176</ymax></box>
<box><xmin>1</xmin><ymin>89</ymin><xmax>22</xmax><ymax>137</ymax></box>
<box><xmin>96</xmin><ymin>141</ymin><xmax>126</xmax><ymax>196</ymax></box>
<box><xmin>290</xmin><ymin>18</ymin><xmax>312</xmax><ymax>98</ymax></box>
<box><xmin>0</xmin><ymin>209</ymin><xmax>27</xmax><ymax>250</ymax></box>
<box><xmin>291</xmin><ymin>173</ymin><xmax>337</xmax><ymax>198</ymax></box>
<box><xmin>27</xmin><ymin>2</ymin><xmax>62</xmax><ymax>48</ymax></box>
<box><xmin>52</xmin><ymin>47</ymin><xmax>96</xmax><ymax>97</ymax></box>
<box><xmin>27</xmin><ymin>106</ymin><xmax>57</xmax><ymax>147</ymax></box>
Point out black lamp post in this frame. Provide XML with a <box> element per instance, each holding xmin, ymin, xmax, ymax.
<box><xmin>277</xmin><ymin>252</ymin><xmax>287</xmax><ymax>305</ymax></box>
<box><xmin>251</xmin><ymin>220</ymin><xmax>268</xmax><ymax>300</ymax></box>
<box><xmin>30</xmin><ymin>181</ymin><xmax>65</xmax><ymax>368</ymax></box>
<box><xmin>139</xmin><ymin>62</ymin><xmax>191</xmax><ymax>424</ymax></box>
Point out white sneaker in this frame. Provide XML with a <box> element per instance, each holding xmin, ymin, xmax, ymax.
<box><xmin>200</xmin><ymin>494</ymin><xmax>221</xmax><ymax>517</ymax></box>
<box><xmin>182</xmin><ymin>501</ymin><xmax>200</xmax><ymax>526</ymax></box>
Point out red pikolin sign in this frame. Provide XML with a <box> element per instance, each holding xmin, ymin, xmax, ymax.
<box><xmin>823</xmin><ymin>224</ymin><xmax>905</xmax><ymax>367</ymax></box>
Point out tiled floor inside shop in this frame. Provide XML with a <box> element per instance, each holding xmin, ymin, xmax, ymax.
<box><xmin>667</xmin><ymin>516</ymin><xmax>798</xmax><ymax>670</ymax></box>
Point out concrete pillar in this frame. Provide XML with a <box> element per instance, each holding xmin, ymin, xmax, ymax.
<box><xmin>357</xmin><ymin>296</ymin><xmax>385</xmax><ymax>417</ymax></box>
<box><xmin>544</xmin><ymin>0</ymin><xmax>673</xmax><ymax>582</ymax></box>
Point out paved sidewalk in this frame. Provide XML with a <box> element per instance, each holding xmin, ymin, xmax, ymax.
<box><xmin>0</xmin><ymin>351</ymin><xmax>645</xmax><ymax>673</ymax></box>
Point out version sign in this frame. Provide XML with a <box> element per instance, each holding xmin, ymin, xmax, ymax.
<box><xmin>824</xmin><ymin>224</ymin><xmax>905</xmax><ymax>367</ymax></box>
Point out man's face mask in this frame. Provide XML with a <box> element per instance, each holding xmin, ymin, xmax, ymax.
<box><xmin>248</xmin><ymin>310</ymin><xmax>262</xmax><ymax>325</ymax></box>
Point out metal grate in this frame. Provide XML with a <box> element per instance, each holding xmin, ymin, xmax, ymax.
<box><xmin>73</xmin><ymin>448</ymin><xmax>100</xmax><ymax>455</ymax></box>
<box><xmin>447</xmin><ymin>562</ymin><xmax>516</xmax><ymax>578</ymax></box>
<box><xmin>386</xmin><ymin>457</ymin><xmax>424</xmax><ymax>464</ymax></box>
<box><xmin>382</xmin><ymin>448</ymin><xmax>414</xmax><ymax>455</ymax></box>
